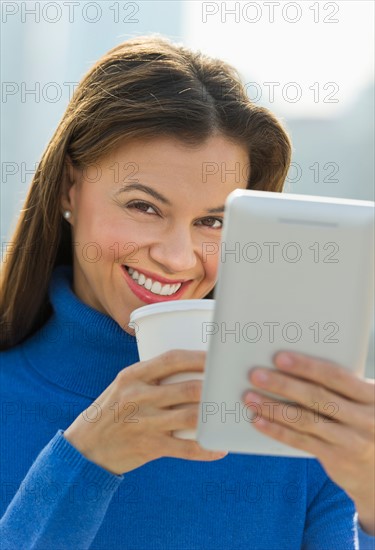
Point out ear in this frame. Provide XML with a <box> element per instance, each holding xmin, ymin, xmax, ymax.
<box><xmin>61</xmin><ymin>155</ymin><xmax>81</xmax><ymax>222</ymax></box>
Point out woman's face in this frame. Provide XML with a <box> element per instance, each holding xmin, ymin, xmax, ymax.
<box><xmin>62</xmin><ymin>134</ymin><xmax>249</xmax><ymax>334</ymax></box>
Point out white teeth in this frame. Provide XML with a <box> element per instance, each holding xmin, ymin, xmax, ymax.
<box><xmin>160</xmin><ymin>284</ymin><xmax>171</xmax><ymax>295</ymax></box>
<box><xmin>148</xmin><ymin>281</ymin><xmax>181</xmax><ymax>296</ymax></box>
<box><xmin>125</xmin><ymin>266</ymin><xmax>182</xmax><ymax>296</ymax></box>
<box><xmin>138</xmin><ymin>273</ymin><xmax>146</xmax><ymax>285</ymax></box>
<box><xmin>151</xmin><ymin>281</ymin><xmax>162</xmax><ymax>294</ymax></box>
<box><xmin>168</xmin><ymin>283</ymin><xmax>181</xmax><ymax>295</ymax></box>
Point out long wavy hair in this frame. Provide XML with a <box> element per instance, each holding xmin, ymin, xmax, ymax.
<box><xmin>0</xmin><ymin>34</ymin><xmax>292</xmax><ymax>351</ymax></box>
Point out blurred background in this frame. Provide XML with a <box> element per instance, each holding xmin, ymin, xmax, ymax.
<box><xmin>1</xmin><ymin>0</ymin><xmax>374</xmax><ymax>375</ymax></box>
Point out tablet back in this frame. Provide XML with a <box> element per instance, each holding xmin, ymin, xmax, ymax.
<box><xmin>197</xmin><ymin>190</ymin><xmax>374</xmax><ymax>457</ymax></box>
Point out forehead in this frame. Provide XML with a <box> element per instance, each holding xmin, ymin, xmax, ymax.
<box><xmin>96</xmin><ymin>134</ymin><xmax>250</xmax><ymax>191</ymax></box>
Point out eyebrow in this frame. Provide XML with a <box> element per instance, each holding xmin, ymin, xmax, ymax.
<box><xmin>115</xmin><ymin>183</ymin><xmax>225</xmax><ymax>214</ymax></box>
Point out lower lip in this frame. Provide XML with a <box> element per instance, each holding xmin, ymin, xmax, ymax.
<box><xmin>121</xmin><ymin>266</ymin><xmax>192</xmax><ymax>304</ymax></box>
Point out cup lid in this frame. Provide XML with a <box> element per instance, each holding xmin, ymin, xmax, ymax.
<box><xmin>129</xmin><ymin>299</ymin><xmax>215</xmax><ymax>323</ymax></box>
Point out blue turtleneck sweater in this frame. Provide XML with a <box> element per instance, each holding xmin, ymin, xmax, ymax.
<box><xmin>1</xmin><ymin>265</ymin><xmax>374</xmax><ymax>549</ymax></box>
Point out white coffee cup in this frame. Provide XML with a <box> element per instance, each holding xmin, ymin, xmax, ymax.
<box><xmin>128</xmin><ymin>299</ymin><xmax>215</xmax><ymax>440</ymax></box>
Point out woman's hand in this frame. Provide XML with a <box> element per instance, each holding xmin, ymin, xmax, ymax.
<box><xmin>243</xmin><ymin>351</ymin><xmax>375</xmax><ymax>535</ymax></box>
<box><xmin>64</xmin><ymin>349</ymin><xmax>227</xmax><ymax>476</ymax></box>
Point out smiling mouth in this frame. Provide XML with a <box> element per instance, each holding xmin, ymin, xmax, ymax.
<box><xmin>124</xmin><ymin>266</ymin><xmax>185</xmax><ymax>296</ymax></box>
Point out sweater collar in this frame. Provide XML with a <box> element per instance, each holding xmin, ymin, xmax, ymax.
<box><xmin>22</xmin><ymin>264</ymin><xmax>139</xmax><ymax>399</ymax></box>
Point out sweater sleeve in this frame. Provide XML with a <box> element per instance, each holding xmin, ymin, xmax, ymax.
<box><xmin>302</xmin><ymin>460</ymin><xmax>375</xmax><ymax>550</ymax></box>
<box><xmin>0</xmin><ymin>429</ymin><xmax>124</xmax><ymax>549</ymax></box>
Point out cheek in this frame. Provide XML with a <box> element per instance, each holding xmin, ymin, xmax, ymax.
<box><xmin>75</xmin><ymin>214</ymin><xmax>159</xmax><ymax>268</ymax></box>
<box><xmin>73</xmin><ymin>196</ymin><xmax>144</xmax><ymax>266</ymax></box>
<box><xmin>203</xmin><ymin>250</ymin><xmax>220</xmax><ymax>283</ymax></box>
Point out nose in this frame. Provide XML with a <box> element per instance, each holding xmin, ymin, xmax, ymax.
<box><xmin>149</xmin><ymin>226</ymin><xmax>197</xmax><ymax>274</ymax></box>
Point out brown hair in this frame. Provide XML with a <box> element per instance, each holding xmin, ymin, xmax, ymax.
<box><xmin>0</xmin><ymin>34</ymin><xmax>292</xmax><ymax>350</ymax></box>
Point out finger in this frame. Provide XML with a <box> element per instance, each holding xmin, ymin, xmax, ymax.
<box><xmin>128</xmin><ymin>349</ymin><xmax>206</xmax><ymax>384</ymax></box>
<box><xmin>156</xmin><ymin>403</ymin><xmax>200</xmax><ymax>432</ymax></box>
<box><xmin>272</xmin><ymin>351</ymin><xmax>375</xmax><ymax>404</ymax></box>
<box><xmin>161</xmin><ymin>433</ymin><xmax>228</xmax><ymax>461</ymax></box>
<box><xmin>249</xmin><ymin>414</ymin><xmax>326</xmax><ymax>458</ymax></box>
<box><xmin>150</xmin><ymin>379</ymin><xmax>202</xmax><ymax>408</ymax></box>
<box><xmin>245</xmin><ymin>392</ymin><xmax>350</xmax><ymax>446</ymax></box>
<box><xmin>248</xmin><ymin>369</ymin><xmax>372</xmax><ymax>433</ymax></box>
<box><xmin>250</xmin><ymin>409</ymin><xmax>373</xmax><ymax>464</ymax></box>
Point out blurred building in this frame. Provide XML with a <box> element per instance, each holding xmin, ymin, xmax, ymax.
<box><xmin>1</xmin><ymin>1</ymin><xmax>183</xmax><ymax>242</ymax></box>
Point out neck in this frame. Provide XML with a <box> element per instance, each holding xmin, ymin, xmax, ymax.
<box><xmin>21</xmin><ymin>264</ymin><xmax>139</xmax><ymax>399</ymax></box>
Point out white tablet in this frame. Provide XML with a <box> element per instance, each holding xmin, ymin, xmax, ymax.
<box><xmin>197</xmin><ymin>190</ymin><xmax>375</xmax><ymax>458</ymax></box>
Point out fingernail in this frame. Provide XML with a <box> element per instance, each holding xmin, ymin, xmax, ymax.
<box><xmin>244</xmin><ymin>391</ymin><xmax>261</xmax><ymax>403</ymax></box>
<box><xmin>251</xmin><ymin>369</ymin><xmax>269</xmax><ymax>384</ymax></box>
<box><xmin>277</xmin><ymin>353</ymin><xmax>295</xmax><ymax>368</ymax></box>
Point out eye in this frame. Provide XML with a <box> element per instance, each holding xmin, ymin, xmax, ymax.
<box><xmin>126</xmin><ymin>201</ymin><xmax>158</xmax><ymax>215</ymax></box>
<box><xmin>197</xmin><ymin>217</ymin><xmax>223</xmax><ymax>229</ymax></box>
<box><xmin>124</xmin><ymin>201</ymin><xmax>223</xmax><ymax>229</ymax></box>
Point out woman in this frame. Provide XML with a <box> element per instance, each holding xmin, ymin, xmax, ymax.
<box><xmin>0</xmin><ymin>35</ymin><xmax>374</xmax><ymax>549</ymax></box>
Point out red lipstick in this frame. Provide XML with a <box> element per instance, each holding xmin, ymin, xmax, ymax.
<box><xmin>121</xmin><ymin>266</ymin><xmax>192</xmax><ymax>304</ymax></box>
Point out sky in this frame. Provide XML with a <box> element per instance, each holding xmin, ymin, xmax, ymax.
<box><xmin>182</xmin><ymin>0</ymin><xmax>374</xmax><ymax>118</ymax></box>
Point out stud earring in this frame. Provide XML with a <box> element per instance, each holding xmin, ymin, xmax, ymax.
<box><xmin>63</xmin><ymin>210</ymin><xmax>72</xmax><ymax>220</ymax></box>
